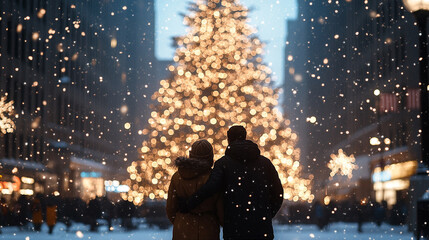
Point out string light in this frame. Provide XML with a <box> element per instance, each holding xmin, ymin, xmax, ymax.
<box><xmin>0</xmin><ymin>96</ymin><xmax>15</xmax><ymax>134</ymax></box>
<box><xmin>124</xmin><ymin>0</ymin><xmax>313</xmax><ymax>205</ymax></box>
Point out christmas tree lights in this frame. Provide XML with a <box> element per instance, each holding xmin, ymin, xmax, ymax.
<box><xmin>125</xmin><ymin>0</ymin><xmax>313</xmax><ymax>205</ymax></box>
<box><xmin>0</xmin><ymin>95</ymin><xmax>15</xmax><ymax>134</ymax></box>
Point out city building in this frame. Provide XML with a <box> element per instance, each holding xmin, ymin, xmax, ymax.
<box><xmin>284</xmin><ymin>0</ymin><xmax>422</xmax><ymax>208</ymax></box>
<box><xmin>0</xmin><ymin>0</ymin><xmax>158</xmax><ymax>202</ymax></box>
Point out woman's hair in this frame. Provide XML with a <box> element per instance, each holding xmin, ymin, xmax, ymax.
<box><xmin>190</xmin><ymin>139</ymin><xmax>214</xmax><ymax>162</ymax></box>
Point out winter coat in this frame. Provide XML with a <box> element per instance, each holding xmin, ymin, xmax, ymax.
<box><xmin>31</xmin><ymin>198</ymin><xmax>43</xmax><ymax>224</ymax></box>
<box><xmin>167</xmin><ymin>157</ymin><xmax>223</xmax><ymax>240</ymax></box>
<box><xmin>118</xmin><ymin>200</ymin><xmax>135</xmax><ymax>218</ymax></box>
<box><xmin>46</xmin><ymin>205</ymin><xmax>57</xmax><ymax>226</ymax></box>
<box><xmin>88</xmin><ymin>198</ymin><xmax>102</xmax><ymax>219</ymax></box>
<box><xmin>186</xmin><ymin>140</ymin><xmax>283</xmax><ymax>240</ymax></box>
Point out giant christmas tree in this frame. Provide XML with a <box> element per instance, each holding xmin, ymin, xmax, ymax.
<box><xmin>125</xmin><ymin>0</ymin><xmax>313</xmax><ymax>205</ymax></box>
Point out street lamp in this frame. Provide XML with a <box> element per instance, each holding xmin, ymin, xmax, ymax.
<box><xmin>402</xmin><ymin>0</ymin><xmax>429</xmax><ymax>169</ymax></box>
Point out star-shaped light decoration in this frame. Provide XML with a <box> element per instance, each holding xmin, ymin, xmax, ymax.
<box><xmin>328</xmin><ymin>149</ymin><xmax>358</xmax><ymax>179</ymax></box>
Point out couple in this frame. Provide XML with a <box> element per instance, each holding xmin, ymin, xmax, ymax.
<box><xmin>166</xmin><ymin>125</ymin><xmax>283</xmax><ymax>240</ymax></box>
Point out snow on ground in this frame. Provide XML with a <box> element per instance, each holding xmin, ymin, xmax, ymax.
<box><xmin>0</xmin><ymin>221</ymin><xmax>413</xmax><ymax>240</ymax></box>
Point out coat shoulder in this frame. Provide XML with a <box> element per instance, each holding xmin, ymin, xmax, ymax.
<box><xmin>170</xmin><ymin>171</ymin><xmax>181</xmax><ymax>183</ymax></box>
<box><xmin>259</xmin><ymin>155</ymin><xmax>272</xmax><ymax>164</ymax></box>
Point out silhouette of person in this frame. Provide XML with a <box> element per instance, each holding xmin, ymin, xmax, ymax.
<box><xmin>180</xmin><ymin>125</ymin><xmax>283</xmax><ymax>240</ymax></box>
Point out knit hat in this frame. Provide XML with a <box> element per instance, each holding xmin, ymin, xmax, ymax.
<box><xmin>227</xmin><ymin>125</ymin><xmax>247</xmax><ymax>143</ymax></box>
<box><xmin>189</xmin><ymin>139</ymin><xmax>214</xmax><ymax>163</ymax></box>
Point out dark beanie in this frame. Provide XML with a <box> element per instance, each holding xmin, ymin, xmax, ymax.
<box><xmin>227</xmin><ymin>125</ymin><xmax>247</xmax><ymax>143</ymax></box>
<box><xmin>189</xmin><ymin>139</ymin><xmax>214</xmax><ymax>163</ymax></box>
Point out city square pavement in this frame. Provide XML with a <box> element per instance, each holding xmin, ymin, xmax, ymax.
<box><xmin>0</xmin><ymin>221</ymin><xmax>413</xmax><ymax>240</ymax></box>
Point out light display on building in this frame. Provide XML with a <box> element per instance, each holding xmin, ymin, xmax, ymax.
<box><xmin>0</xmin><ymin>95</ymin><xmax>15</xmax><ymax>134</ymax></box>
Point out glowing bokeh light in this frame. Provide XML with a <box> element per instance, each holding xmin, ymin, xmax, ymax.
<box><xmin>124</xmin><ymin>0</ymin><xmax>313</xmax><ymax>205</ymax></box>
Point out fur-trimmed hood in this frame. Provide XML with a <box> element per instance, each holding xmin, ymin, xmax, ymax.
<box><xmin>175</xmin><ymin>156</ymin><xmax>213</xmax><ymax>179</ymax></box>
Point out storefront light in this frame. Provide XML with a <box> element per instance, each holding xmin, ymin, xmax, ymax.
<box><xmin>373</xmin><ymin>179</ymin><xmax>410</xmax><ymax>191</ymax></box>
<box><xmin>384</xmin><ymin>138</ymin><xmax>391</xmax><ymax>145</ymax></box>
<box><xmin>1</xmin><ymin>189</ymin><xmax>12</xmax><ymax>195</ymax></box>
<box><xmin>80</xmin><ymin>171</ymin><xmax>102</xmax><ymax>178</ymax></box>
<box><xmin>370</xmin><ymin>137</ymin><xmax>381</xmax><ymax>145</ymax></box>
<box><xmin>324</xmin><ymin>196</ymin><xmax>331</xmax><ymax>205</ymax></box>
<box><xmin>372</xmin><ymin>170</ymin><xmax>391</xmax><ymax>182</ymax></box>
<box><xmin>21</xmin><ymin>177</ymin><xmax>35</xmax><ymax>184</ymax></box>
<box><xmin>19</xmin><ymin>189</ymin><xmax>34</xmax><ymax>195</ymax></box>
<box><xmin>105</xmin><ymin>180</ymin><xmax>130</xmax><ymax>193</ymax></box>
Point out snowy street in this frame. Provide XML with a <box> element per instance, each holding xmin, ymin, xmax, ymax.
<box><xmin>1</xmin><ymin>222</ymin><xmax>413</xmax><ymax>240</ymax></box>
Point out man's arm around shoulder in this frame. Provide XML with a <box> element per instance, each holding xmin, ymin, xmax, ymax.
<box><xmin>185</xmin><ymin>157</ymin><xmax>227</xmax><ymax>211</ymax></box>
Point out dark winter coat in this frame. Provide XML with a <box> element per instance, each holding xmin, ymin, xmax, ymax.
<box><xmin>87</xmin><ymin>198</ymin><xmax>102</xmax><ymax>219</ymax></box>
<box><xmin>31</xmin><ymin>198</ymin><xmax>43</xmax><ymax>225</ymax></box>
<box><xmin>186</xmin><ymin>140</ymin><xmax>283</xmax><ymax>240</ymax></box>
<box><xmin>167</xmin><ymin>157</ymin><xmax>223</xmax><ymax>240</ymax></box>
<box><xmin>46</xmin><ymin>205</ymin><xmax>57</xmax><ymax>227</ymax></box>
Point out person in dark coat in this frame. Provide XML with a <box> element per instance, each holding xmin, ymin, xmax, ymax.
<box><xmin>87</xmin><ymin>197</ymin><xmax>101</xmax><ymax>232</ymax></box>
<box><xmin>100</xmin><ymin>196</ymin><xmax>114</xmax><ymax>231</ymax></box>
<box><xmin>181</xmin><ymin>125</ymin><xmax>284</xmax><ymax>240</ymax></box>
<box><xmin>31</xmin><ymin>196</ymin><xmax>43</xmax><ymax>232</ymax></box>
<box><xmin>0</xmin><ymin>198</ymin><xmax>9</xmax><ymax>231</ymax></box>
<box><xmin>373</xmin><ymin>201</ymin><xmax>385</xmax><ymax>227</ymax></box>
<box><xmin>0</xmin><ymin>198</ymin><xmax>4</xmax><ymax>234</ymax></box>
<box><xmin>46</xmin><ymin>197</ymin><xmax>57</xmax><ymax>234</ymax></box>
<box><xmin>60</xmin><ymin>198</ymin><xmax>73</xmax><ymax>232</ymax></box>
<box><xmin>119</xmin><ymin>199</ymin><xmax>135</xmax><ymax>230</ymax></box>
<box><xmin>17</xmin><ymin>195</ymin><xmax>29</xmax><ymax>229</ymax></box>
<box><xmin>313</xmin><ymin>200</ymin><xmax>327</xmax><ymax>230</ymax></box>
<box><xmin>166</xmin><ymin>139</ymin><xmax>224</xmax><ymax>240</ymax></box>
<box><xmin>356</xmin><ymin>200</ymin><xmax>365</xmax><ymax>233</ymax></box>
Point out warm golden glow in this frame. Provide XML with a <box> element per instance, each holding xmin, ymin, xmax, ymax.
<box><xmin>111</xmin><ymin>38</ymin><xmax>118</xmax><ymax>48</ymax></box>
<box><xmin>370</xmin><ymin>137</ymin><xmax>381</xmax><ymax>146</ymax></box>
<box><xmin>125</xmin><ymin>0</ymin><xmax>313</xmax><ymax>205</ymax></box>
<box><xmin>373</xmin><ymin>160</ymin><xmax>417</xmax><ymax>180</ymax></box>
<box><xmin>21</xmin><ymin>177</ymin><xmax>35</xmax><ymax>184</ymax></box>
<box><xmin>0</xmin><ymin>96</ymin><xmax>15</xmax><ymax>134</ymax></box>
<box><xmin>324</xmin><ymin>196</ymin><xmax>331</xmax><ymax>205</ymax></box>
<box><xmin>402</xmin><ymin>0</ymin><xmax>429</xmax><ymax>12</ymax></box>
<box><xmin>328</xmin><ymin>149</ymin><xmax>358</xmax><ymax>178</ymax></box>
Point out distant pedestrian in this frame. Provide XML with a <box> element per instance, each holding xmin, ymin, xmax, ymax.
<box><xmin>0</xmin><ymin>200</ymin><xmax>3</xmax><ymax>234</ymax></box>
<box><xmin>100</xmin><ymin>196</ymin><xmax>114</xmax><ymax>231</ymax></box>
<box><xmin>356</xmin><ymin>200</ymin><xmax>365</xmax><ymax>233</ymax></box>
<box><xmin>31</xmin><ymin>196</ymin><xmax>43</xmax><ymax>231</ymax></box>
<box><xmin>87</xmin><ymin>197</ymin><xmax>101</xmax><ymax>232</ymax></box>
<box><xmin>61</xmin><ymin>198</ymin><xmax>73</xmax><ymax>231</ymax></box>
<box><xmin>373</xmin><ymin>202</ymin><xmax>385</xmax><ymax>227</ymax></box>
<box><xmin>119</xmin><ymin>199</ymin><xmax>135</xmax><ymax>230</ymax></box>
<box><xmin>0</xmin><ymin>198</ymin><xmax>8</xmax><ymax>232</ymax></box>
<box><xmin>314</xmin><ymin>200</ymin><xmax>327</xmax><ymax>230</ymax></box>
<box><xmin>46</xmin><ymin>198</ymin><xmax>57</xmax><ymax>234</ymax></box>
<box><xmin>17</xmin><ymin>195</ymin><xmax>29</xmax><ymax>229</ymax></box>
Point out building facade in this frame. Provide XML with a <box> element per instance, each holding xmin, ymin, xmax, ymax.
<box><xmin>0</xmin><ymin>0</ymin><xmax>155</xmax><ymax>202</ymax></box>
<box><xmin>284</xmin><ymin>0</ymin><xmax>422</xmax><ymax>208</ymax></box>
